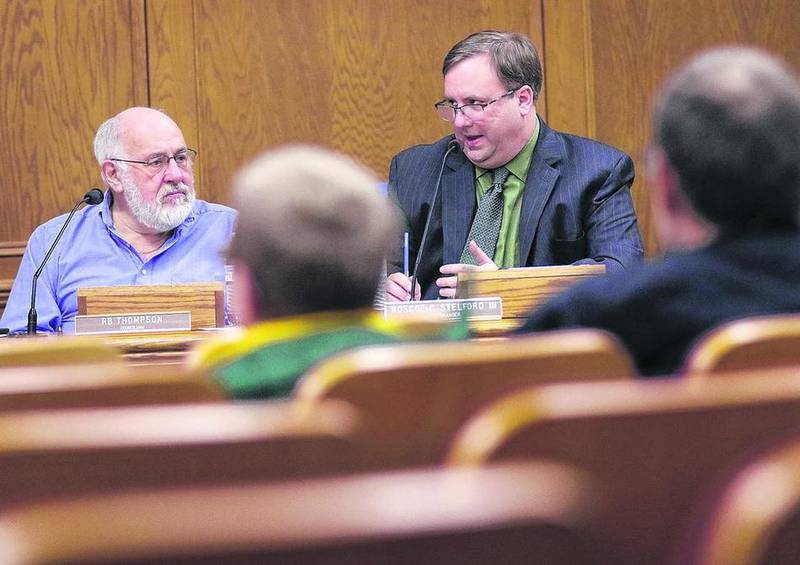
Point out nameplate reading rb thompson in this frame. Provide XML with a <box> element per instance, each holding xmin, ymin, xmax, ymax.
<box><xmin>384</xmin><ymin>297</ymin><xmax>503</xmax><ymax>322</ymax></box>
<box><xmin>74</xmin><ymin>311</ymin><xmax>192</xmax><ymax>335</ymax></box>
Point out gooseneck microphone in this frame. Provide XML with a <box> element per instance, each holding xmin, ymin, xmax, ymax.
<box><xmin>26</xmin><ymin>188</ymin><xmax>104</xmax><ymax>335</ymax></box>
<box><xmin>410</xmin><ymin>139</ymin><xmax>460</xmax><ymax>300</ymax></box>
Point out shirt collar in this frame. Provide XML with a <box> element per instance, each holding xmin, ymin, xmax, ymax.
<box><xmin>99</xmin><ymin>189</ymin><xmax>115</xmax><ymax>228</ymax></box>
<box><xmin>191</xmin><ymin>308</ymin><xmax>461</xmax><ymax>371</ymax></box>
<box><xmin>475</xmin><ymin>116</ymin><xmax>540</xmax><ymax>183</ymax></box>
<box><xmin>192</xmin><ymin>309</ymin><xmax>389</xmax><ymax>369</ymax></box>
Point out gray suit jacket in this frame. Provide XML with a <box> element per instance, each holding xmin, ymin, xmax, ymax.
<box><xmin>388</xmin><ymin>120</ymin><xmax>644</xmax><ymax>299</ymax></box>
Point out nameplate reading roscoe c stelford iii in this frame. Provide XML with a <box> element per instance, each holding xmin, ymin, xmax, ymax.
<box><xmin>74</xmin><ymin>311</ymin><xmax>192</xmax><ymax>335</ymax></box>
<box><xmin>384</xmin><ymin>297</ymin><xmax>503</xmax><ymax>322</ymax></box>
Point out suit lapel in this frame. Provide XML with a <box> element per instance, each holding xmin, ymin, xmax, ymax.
<box><xmin>441</xmin><ymin>150</ymin><xmax>476</xmax><ymax>265</ymax></box>
<box><xmin>517</xmin><ymin>121</ymin><xmax>564</xmax><ymax>265</ymax></box>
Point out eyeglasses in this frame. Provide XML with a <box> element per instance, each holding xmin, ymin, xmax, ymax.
<box><xmin>434</xmin><ymin>88</ymin><xmax>519</xmax><ymax>122</ymax></box>
<box><xmin>109</xmin><ymin>148</ymin><xmax>197</xmax><ymax>174</ymax></box>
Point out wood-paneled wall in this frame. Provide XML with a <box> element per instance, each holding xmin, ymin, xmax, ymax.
<box><xmin>2</xmin><ymin>0</ymin><xmax>800</xmax><ymax>314</ymax></box>
<box><xmin>146</xmin><ymin>0</ymin><xmax>543</xmax><ymax>206</ymax></box>
<box><xmin>0</xmin><ymin>0</ymin><xmax>147</xmax><ymax>243</ymax></box>
<box><xmin>543</xmin><ymin>0</ymin><xmax>800</xmax><ymax>255</ymax></box>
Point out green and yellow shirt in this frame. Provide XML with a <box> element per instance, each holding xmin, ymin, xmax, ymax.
<box><xmin>193</xmin><ymin>309</ymin><xmax>467</xmax><ymax>399</ymax></box>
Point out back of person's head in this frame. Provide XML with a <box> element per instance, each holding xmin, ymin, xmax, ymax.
<box><xmin>443</xmin><ymin>30</ymin><xmax>543</xmax><ymax>102</ymax></box>
<box><xmin>654</xmin><ymin>47</ymin><xmax>800</xmax><ymax>233</ymax></box>
<box><xmin>228</xmin><ymin>145</ymin><xmax>398</xmax><ymax>319</ymax></box>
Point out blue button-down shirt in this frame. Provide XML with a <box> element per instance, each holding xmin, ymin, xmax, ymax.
<box><xmin>0</xmin><ymin>191</ymin><xmax>237</xmax><ymax>334</ymax></box>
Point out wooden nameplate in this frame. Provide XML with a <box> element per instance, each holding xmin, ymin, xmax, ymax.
<box><xmin>456</xmin><ymin>265</ymin><xmax>605</xmax><ymax>335</ymax></box>
<box><xmin>77</xmin><ymin>283</ymin><xmax>224</xmax><ymax>331</ymax></box>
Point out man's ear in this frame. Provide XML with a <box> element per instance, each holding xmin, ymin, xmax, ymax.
<box><xmin>652</xmin><ymin>150</ymin><xmax>703</xmax><ymax>218</ymax></box>
<box><xmin>516</xmin><ymin>85</ymin><xmax>535</xmax><ymax>116</ymax></box>
<box><xmin>648</xmin><ymin>147</ymin><xmax>716</xmax><ymax>251</ymax></box>
<box><xmin>648</xmin><ymin>149</ymin><xmax>679</xmax><ymax>214</ymax></box>
<box><xmin>102</xmin><ymin>161</ymin><xmax>123</xmax><ymax>194</ymax></box>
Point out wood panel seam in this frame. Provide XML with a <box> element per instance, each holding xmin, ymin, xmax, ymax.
<box><xmin>537</xmin><ymin>0</ymin><xmax>548</xmax><ymax>121</ymax></box>
<box><xmin>191</xmin><ymin>0</ymin><xmax>201</xmax><ymax>160</ymax></box>
<box><xmin>581</xmin><ymin>0</ymin><xmax>595</xmax><ymax>139</ymax></box>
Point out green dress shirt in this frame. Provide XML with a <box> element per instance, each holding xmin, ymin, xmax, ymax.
<box><xmin>474</xmin><ymin>119</ymin><xmax>540</xmax><ymax>267</ymax></box>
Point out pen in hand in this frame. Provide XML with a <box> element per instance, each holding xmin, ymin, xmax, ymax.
<box><xmin>403</xmin><ymin>232</ymin><xmax>409</xmax><ymax>278</ymax></box>
<box><xmin>403</xmin><ymin>232</ymin><xmax>413</xmax><ymax>301</ymax></box>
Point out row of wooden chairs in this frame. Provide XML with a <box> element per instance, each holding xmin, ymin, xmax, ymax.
<box><xmin>2</xmin><ymin>314</ymin><xmax>800</xmax><ymax>562</ymax></box>
<box><xmin>0</xmin><ymin>363</ymin><xmax>222</xmax><ymax>411</ymax></box>
<box><xmin>2</xmin><ymin>368</ymin><xmax>800</xmax><ymax>563</ymax></box>
<box><xmin>446</xmin><ymin>367</ymin><xmax>800</xmax><ymax>564</ymax></box>
<box><xmin>682</xmin><ymin>312</ymin><xmax>800</xmax><ymax>374</ymax></box>
<box><xmin>0</xmin><ymin>401</ymin><xmax>359</xmax><ymax>509</ymax></box>
<box><xmin>694</xmin><ymin>438</ymin><xmax>800</xmax><ymax>565</ymax></box>
<box><xmin>0</xmin><ymin>336</ymin><xmax>123</xmax><ymax>367</ymax></box>
<box><xmin>2</xmin><ymin>310</ymin><xmax>799</xmax><ymax>417</ymax></box>
<box><xmin>0</xmin><ymin>460</ymin><xmax>604</xmax><ymax>564</ymax></box>
<box><xmin>295</xmin><ymin>328</ymin><xmax>635</xmax><ymax>468</ymax></box>
<box><xmin>3</xmin><ymin>434</ymin><xmax>799</xmax><ymax>564</ymax></box>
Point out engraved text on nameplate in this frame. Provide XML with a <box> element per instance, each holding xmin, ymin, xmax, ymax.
<box><xmin>384</xmin><ymin>297</ymin><xmax>503</xmax><ymax>322</ymax></box>
<box><xmin>74</xmin><ymin>311</ymin><xmax>192</xmax><ymax>335</ymax></box>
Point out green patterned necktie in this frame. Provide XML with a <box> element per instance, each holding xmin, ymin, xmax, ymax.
<box><xmin>460</xmin><ymin>166</ymin><xmax>510</xmax><ymax>264</ymax></box>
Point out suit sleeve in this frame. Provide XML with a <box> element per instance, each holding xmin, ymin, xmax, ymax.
<box><xmin>576</xmin><ymin>154</ymin><xmax>643</xmax><ymax>272</ymax></box>
<box><xmin>386</xmin><ymin>155</ymin><xmax>414</xmax><ymax>276</ymax></box>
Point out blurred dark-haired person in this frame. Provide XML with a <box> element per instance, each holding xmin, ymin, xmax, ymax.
<box><xmin>193</xmin><ymin>146</ymin><xmax>465</xmax><ymax>400</ymax></box>
<box><xmin>517</xmin><ymin>47</ymin><xmax>800</xmax><ymax>376</ymax></box>
<box><xmin>386</xmin><ymin>29</ymin><xmax>643</xmax><ymax>302</ymax></box>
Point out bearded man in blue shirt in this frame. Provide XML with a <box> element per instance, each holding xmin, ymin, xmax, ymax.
<box><xmin>0</xmin><ymin>107</ymin><xmax>237</xmax><ymax>334</ymax></box>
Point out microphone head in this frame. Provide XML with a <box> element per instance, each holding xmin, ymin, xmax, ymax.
<box><xmin>447</xmin><ymin>138</ymin><xmax>461</xmax><ymax>152</ymax></box>
<box><xmin>83</xmin><ymin>188</ymin><xmax>104</xmax><ymax>205</ymax></box>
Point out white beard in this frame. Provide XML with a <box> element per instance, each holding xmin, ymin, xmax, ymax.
<box><xmin>120</xmin><ymin>174</ymin><xmax>196</xmax><ymax>232</ymax></box>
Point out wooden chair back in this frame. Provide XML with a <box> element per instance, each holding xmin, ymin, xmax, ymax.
<box><xmin>447</xmin><ymin>368</ymin><xmax>800</xmax><ymax>564</ymax></box>
<box><xmin>0</xmin><ymin>363</ymin><xmax>224</xmax><ymax>411</ymax></box>
<box><xmin>0</xmin><ymin>461</ymin><xmax>607</xmax><ymax>564</ymax></box>
<box><xmin>295</xmin><ymin>329</ymin><xmax>635</xmax><ymax>468</ymax></box>
<box><xmin>0</xmin><ymin>336</ymin><xmax>123</xmax><ymax>367</ymax></box>
<box><xmin>684</xmin><ymin>313</ymin><xmax>800</xmax><ymax>375</ymax></box>
<box><xmin>686</xmin><ymin>437</ymin><xmax>800</xmax><ymax>565</ymax></box>
<box><xmin>0</xmin><ymin>400</ymin><xmax>358</xmax><ymax>508</ymax></box>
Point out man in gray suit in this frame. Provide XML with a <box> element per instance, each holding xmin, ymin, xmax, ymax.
<box><xmin>386</xmin><ymin>30</ymin><xmax>643</xmax><ymax>301</ymax></box>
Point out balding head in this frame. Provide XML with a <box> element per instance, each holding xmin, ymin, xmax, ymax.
<box><xmin>654</xmin><ymin>47</ymin><xmax>800</xmax><ymax>233</ymax></box>
<box><xmin>228</xmin><ymin>145</ymin><xmax>398</xmax><ymax>319</ymax></box>
<box><xmin>94</xmin><ymin>107</ymin><xmax>185</xmax><ymax>166</ymax></box>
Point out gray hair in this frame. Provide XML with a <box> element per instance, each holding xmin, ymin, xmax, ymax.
<box><xmin>654</xmin><ymin>47</ymin><xmax>800</xmax><ymax>232</ymax></box>
<box><xmin>443</xmin><ymin>30</ymin><xmax>543</xmax><ymax>102</ymax></box>
<box><xmin>228</xmin><ymin>145</ymin><xmax>399</xmax><ymax>317</ymax></box>
<box><xmin>93</xmin><ymin>115</ymin><xmax>125</xmax><ymax>183</ymax></box>
<box><xmin>94</xmin><ymin>115</ymin><xmax>128</xmax><ymax>185</ymax></box>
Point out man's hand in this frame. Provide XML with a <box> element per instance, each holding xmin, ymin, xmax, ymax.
<box><xmin>436</xmin><ymin>240</ymin><xmax>498</xmax><ymax>298</ymax></box>
<box><xmin>386</xmin><ymin>272</ymin><xmax>421</xmax><ymax>302</ymax></box>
